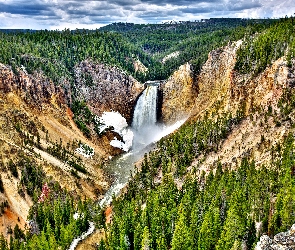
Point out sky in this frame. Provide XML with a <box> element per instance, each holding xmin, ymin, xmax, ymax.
<box><xmin>0</xmin><ymin>0</ymin><xmax>294</xmax><ymax>30</ymax></box>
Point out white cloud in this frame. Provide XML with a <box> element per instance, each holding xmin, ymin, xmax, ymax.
<box><xmin>0</xmin><ymin>0</ymin><xmax>294</xmax><ymax>29</ymax></box>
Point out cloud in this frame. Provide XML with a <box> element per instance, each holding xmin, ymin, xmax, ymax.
<box><xmin>0</xmin><ymin>0</ymin><xmax>294</xmax><ymax>29</ymax></box>
<box><xmin>0</xmin><ymin>1</ymin><xmax>54</xmax><ymax>16</ymax></box>
<box><xmin>228</xmin><ymin>1</ymin><xmax>262</xmax><ymax>11</ymax></box>
<box><xmin>140</xmin><ymin>0</ymin><xmax>220</xmax><ymax>6</ymax></box>
<box><xmin>182</xmin><ymin>7</ymin><xmax>216</xmax><ymax>14</ymax></box>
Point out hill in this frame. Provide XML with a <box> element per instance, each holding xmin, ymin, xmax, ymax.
<box><xmin>100</xmin><ymin>18</ymin><xmax>276</xmax><ymax>80</ymax></box>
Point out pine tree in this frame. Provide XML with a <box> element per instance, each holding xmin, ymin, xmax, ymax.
<box><xmin>171</xmin><ymin>203</ymin><xmax>194</xmax><ymax>250</ymax></box>
<box><xmin>216</xmin><ymin>205</ymin><xmax>246</xmax><ymax>250</ymax></box>
<box><xmin>141</xmin><ymin>226</ymin><xmax>151</xmax><ymax>250</ymax></box>
<box><xmin>0</xmin><ymin>234</ymin><xmax>8</xmax><ymax>250</ymax></box>
<box><xmin>48</xmin><ymin>234</ymin><xmax>58</xmax><ymax>250</ymax></box>
<box><xmin>198</xmin><ymin>207</ymin><xmax>221</xmax><ymax>250</ymax></box>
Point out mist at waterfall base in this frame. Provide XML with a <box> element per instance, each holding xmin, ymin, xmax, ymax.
<box><xmin>131</xmin><ymin>116</ymin><xmax>186</xmax><ymax>151</ymax></box>
<box><xmin>99</xmin><ymin>85</ymin><xmax>186</xmax><ymax>206</ymax></box>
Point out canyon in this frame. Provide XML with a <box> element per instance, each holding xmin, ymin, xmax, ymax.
<box><xmin>0</xmin><ymin>28</ymin><xmax>295</xmax><ymax>250</ymax></box>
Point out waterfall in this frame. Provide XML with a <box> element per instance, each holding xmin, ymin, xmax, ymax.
<box><xmin>131</xmin><ymin>84</ymin><xmax>159</xmax><ymax>149</ymax></box>
<box><xmin>99</xmin><ymin>81</ymin><xmax>186</xmax><ymax>207</ymax></box>
<box><xmin>132</xmin><ymin>85</ymin><xmax>158</xmax><ymax>131</ymax></box>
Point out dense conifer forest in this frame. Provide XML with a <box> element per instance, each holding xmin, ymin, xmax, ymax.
<box><xmin>235</xmin><ymin>16</ymin><xmax>295</xmax><ymax>74</ymax></box>
<box><xmin>1</xmin><ymin>17</ymin><xmax>295</xmax><ymax>249</ymax></box>
<box><xmin>100</xmin><ymin>18</ymin><xmax>276</xmax><ymax>77</ymax></box>
<box><xmin>0</xmin><ymin>18</ymin><xmax>275</xmax><ymax>84</ymax></box>
<box><xmin>103</xmin><ymin>108</ymin><xmax>295</xmax><ymax>249</ymax></box>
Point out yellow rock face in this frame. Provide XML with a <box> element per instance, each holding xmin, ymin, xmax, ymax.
<box><xmin>161</xmin><ymin>41</ymin><xmax>294</xmax><ymax>173</ymax></box>
<box><xmin>190</xmin><ymin>40</ymin><xmax>289</xmax><ymax>119</ymax></box>
<box><xmin>193</xmin><ymin>41</ymin><xmax>242</xmax><ymax>118</ymax></box>
<box><xmin>162</xmin><ymin>63</ymin><xmax>198</xmax><ymax>125</ymax></box>
<box><xmin>190</xmin><ymin>42</ymin><xmax>293</xmax><ymax>173</ymax></box>
<box><xmin>0</xmin><ymin>64</ymin><xmax>110</xmax><ymax>237</ymax></box>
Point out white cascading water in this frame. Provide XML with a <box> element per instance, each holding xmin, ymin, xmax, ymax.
<box><xmin>131</xmin><ymin>84</ymin><xmax>161</xmax><ymax>149</ymax></box>
<box><xmin>132</xmin><ymin>85</ymin><xmax>158</xmax><ymax>131</ymax></box>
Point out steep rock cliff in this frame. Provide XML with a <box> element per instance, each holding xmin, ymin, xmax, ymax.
<box><xmin>190</xmin><ymin>41</ymin><xmax>295</xmax><ymax>171</ymax></box>
<box><xmin>255</xmin><ymin>224</ymin><xmax>295</xmax><ymax>250</ymax></box>
<box><xmin>192</xmin><ymin>41</ymin><xmax>242</xmax><ymax>117</ymax></box>
<box><xmin>161</xmin><ymin>63</ymin><xmax>197</xmax><ymax>124</ymax></box>
<box><xmin>73</xmin><ymin>60</ymin><xmax>144</xmax><ymax>125</ymax></box>
<box><xmin>193</xmin><ymin>40</ymin><xmax>294</xmax><ymax>118</ymax></box>
<box><xmin>0</xmin><ymin>64</ymin><xmax>70</xmax><ymax>110</ymax></box>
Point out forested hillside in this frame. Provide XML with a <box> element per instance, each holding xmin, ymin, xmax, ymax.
<box><xmin>1</xmin><ymin>17</ymin><xmax>295</xmax><ymax>250</ymax></box>
<box><xmin>105</xmin><ymin>115</ymin><xmax>295</xmax><ymax>249</ymax></box>
<box><xmin>100</xmin><ymin>18</ymin><xmax>276</xmax><ymax>78</ymax></box>
<box><xmin>0</xmin><ymin>30</ymin><xmax>152</xmax><ymax>85</ymax></box>
<box><xmin>0</xmin><ymin>18</ymin><xmax>275</xmax><ymax>85</ymax></box>
<box><xmin>235</xmin><ymin>16</ymin><xmax>295</xmax><ymax>74</ymax></box>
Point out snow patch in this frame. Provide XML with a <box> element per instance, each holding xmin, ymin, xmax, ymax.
<box><xmin>99</xmin><ymin>111</ymin><xmax>127</xmax><ymax>133</ymax></box>
<box><xmin>75</xmin><ymin>143</ymin><xmax>94</xmax><ymax>158</ymax></box>
<box><xmin>98</xmin><ymin>111</ymin><xmax>134</xmax><ymax>152</ymax></box>
<box><xmin>73</xmin><ymin>213</ymin><xmax>79</xmax><ymax>220</ymax></box>
<box><xmin>162</xmin><ymin>51</ymin><xmax>180</xmax><ymax>63</ymax></box>
<box><xmin>20</xmin><ymin>65</ymin><xmax>28</xmax><ymax>75</ymax></box>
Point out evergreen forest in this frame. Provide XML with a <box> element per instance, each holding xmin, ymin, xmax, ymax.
<box><xmin>0</xmin><ymin>18</ymin><xmax>275</xmax><ymax>84</ymax></box>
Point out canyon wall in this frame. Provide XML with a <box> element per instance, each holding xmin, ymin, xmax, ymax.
<box><xmin>73</xmin><ymin>60</ymin><xmax>144</xmax><ymax>125</ymax></box>
<box><xmin>162</xmin><ymin>40</ymin><xmax>294</xmax><ymax>125</ymax></box>
<box><xmin>161</xmin><ymin>41</ymin><xmax>295</xmax><ymax>172</ymax></box>
<box><xmin>0</xmin><ymin>64</ymin><xmax>109</xmax><ymax>236</ymax></box>
<box><xmin>0</xmin><ymin>63</ymin><xmax>69</xmax><ymax>110</ymax></box>
<box><xmin>161</xmin><ymin>63</ymin><xmax>197</xmax><ymax>124</ymax></box>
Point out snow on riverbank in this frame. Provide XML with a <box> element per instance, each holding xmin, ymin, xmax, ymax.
<box><xmin>99</xmin><ymin>111</ymin><xmax>134</xmax><ymax>152</ymax></box>
<box><xmin>75</xmin><ymin>143</ymin><xmax>94</xmax><ymax>158</ymax></box>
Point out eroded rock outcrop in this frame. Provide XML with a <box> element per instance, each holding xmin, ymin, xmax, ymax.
<box><xmin>0</xmin><ymin>63</ymin><xmax>110</xmax><ymax>236</ymax></box>
<box><xmin>190</xmin><ymin>41</ymin><xmax>295</xmax><ymax>172</ymax></box>
<box><xmin>161</xmin><ymin>40</ymin><xmax>294</xmax><ymax>129</ymax></box>
<box><xmin>193</xmin><ymin>40</ymin><xmax>294</xmax><ymax>117</ymax></box>
<box><xmin>133</xmin><ymin>58</ymin><xmax>148</xmax><ymax>74</ymax></box>
<box><xmin>193</xmin><ymin>41</ymin><xmax>242</xmax><ymax>116</ymax></box>
<box><xmin>162</xmin><ymin>63</ymin><xmax>197</xmax><ymax>124</ymax></box>
<box><xmin>255</xmin><ymin>224</ymin><xmax>295</xmax><ymax>250</ymax></box>
<box><xmin>0</xmin><ymin>63</ymin><xmax>70</xmax><ymax>109</ymax></box>
<box><xmin>74</xmin><ymin>60</ymin><xmax>144</xmax><ymax>124</ymax></box>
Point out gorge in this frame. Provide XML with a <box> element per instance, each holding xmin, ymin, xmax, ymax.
<box><xmin>0</xmin><ymin>17</ymin><xmax>295</xmax><ymax>250</ymax></box>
